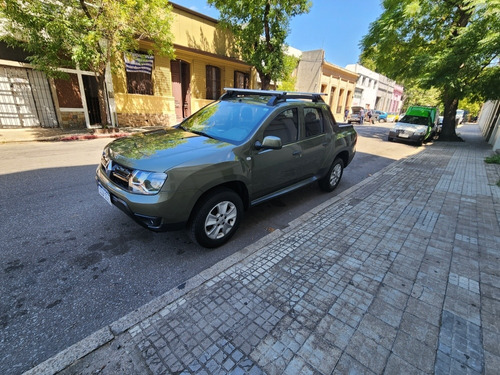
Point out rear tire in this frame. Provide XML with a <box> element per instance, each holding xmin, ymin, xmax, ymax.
<box><xmin>189</xmin><ymin>188</ymin><xmax>243</xmax><ymax>248</ymax></box>
<box><xmin>319</xmin><ymin>158</ymin><xmax>344</xmax><ymax>192</ymax></box>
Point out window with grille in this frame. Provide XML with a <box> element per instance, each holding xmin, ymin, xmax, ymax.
<box><xmin>124</xmin><ymin>52</ymin><xmax>154</xmax><ymax>95</ymax></box>
<box><xmin>234</xmin><ymin>71</ymin><xmax>249</xmax><ymax>89</ymax></box>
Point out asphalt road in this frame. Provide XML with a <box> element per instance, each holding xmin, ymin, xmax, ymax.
<box><xmin>0</xmin><ymin>122</ymin><xmax>422</xmax><ymax>375</ymax></box>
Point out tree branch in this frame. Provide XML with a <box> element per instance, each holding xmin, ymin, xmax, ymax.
<box><xmin>79</xmin><ymin>0</ymin><xmax>92</xmax><ymax>19</ymax></box>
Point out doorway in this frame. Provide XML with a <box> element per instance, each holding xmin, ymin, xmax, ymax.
<box><xmin>170</xmin><ymin>60</ymin><xmax>191</xmax><ymax>122</ymax></box>
<box><xmin>82</xmin><ymin>75</ymin><xmax>101</xmax><ymax>125</ymax></box>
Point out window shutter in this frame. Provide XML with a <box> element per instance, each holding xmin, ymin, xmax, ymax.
<box><xmin>215</xmin><ymin>67</ymin><xmax>221</xmax><ymax>98</ymax></box>
<box><xmin>206</xmin><ymin>66</ymin><xmax>213</xmax><ymax>99</ymax></box>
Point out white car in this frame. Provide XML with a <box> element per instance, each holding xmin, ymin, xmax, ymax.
<box><xmin>456</xmin><ymin>109</ymin><xmax>465</xmax><ymax>124</ymax></box>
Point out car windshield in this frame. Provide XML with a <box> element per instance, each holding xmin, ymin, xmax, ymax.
<box><xmin>399</xmin><ymin>115</ymin><xmax>429</xmax><ymax>126</ymax></box>
<box><xmin>180</xmin><ymin>100</ymin><xmax>271</xmax><ymax>145</ymax></box>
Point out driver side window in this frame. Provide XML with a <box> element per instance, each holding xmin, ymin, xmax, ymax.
<box><xmin>263</xmin><ymin>108</ymin><xmax>298</xmax><ymax>145</ymax></box>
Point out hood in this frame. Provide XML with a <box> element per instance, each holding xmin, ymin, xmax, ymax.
<box><xmin>106</xmin><ymin>128</ymin><xmax>233</xmax><ymax>172</ymax></box>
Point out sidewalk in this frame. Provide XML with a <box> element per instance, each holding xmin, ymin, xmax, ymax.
<box><xmin>24</xmin><ymin>125</ymin><xmax>500</xmax><ymax>375</ymax></box>
<box><xmin>0</xmin><ymin>126</ymin><xmax>154</xmax><ymax>143</ymax></box>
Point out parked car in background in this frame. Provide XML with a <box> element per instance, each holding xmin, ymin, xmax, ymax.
<box><xmin>386</xmin><ymin>112</ymin><xmax>400</xmax><ymax>122</ymax></box>
<box><xmin>96</xmin><ymin>89</ymin><xmax>358</xmax><ymax>248</ymax></box>
<box><xmin>456</xmin><ymin>109</ymin><xmax>465</xmax><ymax>124</ymax></box>
<box><xmin>375</xmin><ymin>110</ymin><xmax>388</xmax><ymax>122</ymax></box>
<box><xmin>388</xmin><ymin>105</ymin><xmax>439</xmax><ymax>146</ymax></box>
<box><xmin>347</xmin><ymin>106</ymin><xmax>364</xmax><ymax>124</ymax></box>
<box><xmin>438</xmin><ymin>115</ymin><xmax>444</xmax><ymax>133</ymax></box>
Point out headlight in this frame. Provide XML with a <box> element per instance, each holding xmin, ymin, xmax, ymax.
<box><xmin>129</xmin><ymin>170</ymin><xmax>167</xmax><ymax>195</ymax></box>
<box><xmin>414</xmin><ymin>130</ymin><xmax>426</xmax><ymax>136</ymax></box>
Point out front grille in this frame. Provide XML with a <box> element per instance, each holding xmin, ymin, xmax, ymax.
<box><xmin>101</xmin><ymin>157</ymin><xmax>132</xmax><ymax>190</ymax></box>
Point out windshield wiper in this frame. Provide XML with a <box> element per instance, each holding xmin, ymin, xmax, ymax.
<box><xmin>189</xmin><ymin>130</ymin><xmax>216</xmax><ymax>140</ymax></box>
<box><xmin>176</xmin><ymin>124</ymin><xmax>217</xmax><ymax>140</ymax></box>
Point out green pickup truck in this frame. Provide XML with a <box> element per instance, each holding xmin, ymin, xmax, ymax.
<box><xmin>96</xmin><ymin>89</ymin><xmax>357</xmax><ymax>247</ymax></box>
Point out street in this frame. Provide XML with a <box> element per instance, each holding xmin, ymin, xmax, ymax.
<box><xmin>1</xmin><ymin>122</ymin><xmax>422</xmax><ymax>375</ymax></box>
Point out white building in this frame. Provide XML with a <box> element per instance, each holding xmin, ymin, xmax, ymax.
<box><xmin>345</xmin><ymin>64</ymin><xmax>378</xmax><ymax>111</ymax></box>
<box><xmin>345</xmin><ymin>63</ymin><xmax>404</xmax><ymax>114</ymax></box>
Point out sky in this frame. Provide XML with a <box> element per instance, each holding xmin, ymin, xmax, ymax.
<box><xmin>171</xmin><ymin>0</ymin><xmax>384</xmax><ymax>68</ymax></box>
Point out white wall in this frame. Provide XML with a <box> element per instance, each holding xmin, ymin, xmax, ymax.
<box><xmin>345</xmin><ymin>64</ymin><xmax>378</xmax><ymax>110</ymax></box>
<box><xmin>478</xmin><ymin>100</ymin><xmax>500</xmax><ymax>152</ymax></box>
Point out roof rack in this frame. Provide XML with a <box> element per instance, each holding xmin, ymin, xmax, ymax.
<box><xmin>221</xmin><ymin>88</ymin><xmax>326</xmax><ymax>106</ymax></box>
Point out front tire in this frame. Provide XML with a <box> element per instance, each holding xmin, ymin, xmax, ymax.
<box><xmin>189</xmin><ymin>188</ymin><xmax>243</xmax><ymax>248</ymax></box>
<box><xmin>319</xmin><ymin>158</ymin><xmax>344</xmax><ymax>192</ymax></box>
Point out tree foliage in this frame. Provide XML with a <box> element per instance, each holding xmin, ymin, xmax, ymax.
<box><xmin>277</xmin><ymin>54</ymin><xmax>300</xmax><ymax>91</ymax></box>
<box><xmin>208</xmin><ymin>0</ymin><xmax>311</xmax><ymax>90</ymax></box>
<box><xmin>400</xmin><ymin>85</ymin><xmax>441</xmax><ymax>112</ymax></box>
<box><xmin>1</xmin><ymin>0</ymin><xmax>175</xmax><ymax>125</ymax></box>
<box><xmin>361</xmin><ymin>0</ymin><xmax>500</xmax><ymax>141</ymax></box>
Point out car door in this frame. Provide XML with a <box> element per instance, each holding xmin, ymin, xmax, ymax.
<box><xmin>250</xmin><ymin>108</ymin><xmax>302</xmax><ymax>198</ymax></box>
<box><xmin>296</xmin><ymin>106</ymin><xmax>331</xmax><ymax>177</ymax></box>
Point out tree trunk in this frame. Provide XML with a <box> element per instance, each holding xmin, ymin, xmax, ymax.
<box><xmin>260</xmin><ymin>73</ymin><xmax>272</xmax><ymax>90</ymax></box>
<box><xmin>96</xmin><ymin>72</ymin><xmax>109</xmax><ymax>126</ymax></box>
<box><xmin>439</xmin><ymin>95</ymin><xmax>462</xmax><ymax>142</ymax></box>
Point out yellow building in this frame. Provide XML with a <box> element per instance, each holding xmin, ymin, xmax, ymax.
<box><xmin>295</xmin><ymin>50</ymin><xmax>358</xmax><ymax>123</ymax></box>
<box><xmin>113</xmin><ymin>3</ymin><xmax>256</xmax><ymax>127</ymax></box>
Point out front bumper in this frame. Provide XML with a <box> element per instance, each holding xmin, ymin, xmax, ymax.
<box><xmin>388</xmin><ymin>130</ymin><xmax>425</xmax><ymax>143</ymax></box>
<box><xmin>96</xmin><ymin>166</ymin><xmax>188</xmax><ymax>231</ymax></box>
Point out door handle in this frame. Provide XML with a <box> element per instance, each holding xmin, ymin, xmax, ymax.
<box><xmin>292</xmin><ymin>150</ymin><xmax>302</xmax><ymax>157</ymax></box>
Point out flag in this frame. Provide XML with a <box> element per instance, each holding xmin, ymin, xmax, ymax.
<box><xmin>124</xmin><ymin>52</ymin><xmax>154</xmax><ymax>74</ymax></box>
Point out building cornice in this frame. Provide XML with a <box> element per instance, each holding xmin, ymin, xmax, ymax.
<box><xmin>171</xmin><ymin>2</ymin><xmax>219</xmax><ymax>24</ymax></box>
<box><xmin>174</xmin><ymin>44</ymin><xmax>251</xmax><ymax>67</ymax></box>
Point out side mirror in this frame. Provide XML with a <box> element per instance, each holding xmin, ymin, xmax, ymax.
<box><xmin>255</xmin><ymin>135</ymin><xmax>282</xmax><ymax>150</ymax></box>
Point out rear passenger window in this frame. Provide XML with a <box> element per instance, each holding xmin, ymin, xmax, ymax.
<box><xmin>304</xmin><ymin>108</ymin><xmax>324</xmax><ymax>137</ymax></box>
<box><xmin>263</xmin><ymin>108</ymin><xmax>298</xmax><ymax>145</ymax></box>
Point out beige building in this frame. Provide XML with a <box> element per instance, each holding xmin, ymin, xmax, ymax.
<box><xmin>295</xmin><ymin>50</ymin><xmax>358</xmax><ymax>122</ymax></box>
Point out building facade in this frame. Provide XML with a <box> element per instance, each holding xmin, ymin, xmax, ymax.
<box><xmin>0</xmin><ymin>42</ymin><xmax>60</xmax><ymax>128</ymax></box>
<box><xmin>345</xmin><ymin>63</ymin><xmax>404</xmax><ymax>115</ymax></box>
<box><xmin>390</xmin><ymin>84</ymin><xmax>404</xmax><ymax>114</ymax></box>
<box><xmin>0</xmin><ymin>3</ymin><xmax>256</xmax><ymax>129</ymax></box>
<box><xmin>478</xmin><ymin>100</ymin><xmax>500</xmax><ymax>152</ymax></box>
<box><xmin>376</xmin><ymin>75</ymin><xmax>394</xmax><ymax>112</ymax></box>
<box><xmin>345</xmin><ymin>64</ymin><xmax>378</xmax><ymax>112</ymax></box>
<box><xmin>113</xmin><ymin>3</ymin><xmax>256</xmax><ymax>127</ymax></box>
<box><xmin>295</xmin><ymin>50</ymin><xmax>358</xmax><ymax>123</ymax></box>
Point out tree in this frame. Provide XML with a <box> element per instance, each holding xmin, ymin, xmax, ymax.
<box><xmin>1</xmin><ymin>0</ymin><xmax>175</xmax><ymax>126</ymax></box>
<box><xmin>277</xmin><ymin>54</ymin><xmax>299</xmax><ymax>91</ymax></box>
<box><xmin>361</xmin><ymin>0</ymin><xmax>500</xmax><ymax>141</ymax></box>
<box><xmin>400</xmin><ymin>84</ymin><xmax>441</xmax><ymax>112</ymax></box>
<box><xmin>208</xmin><ymin>0</ymin><xmax>311</xmax><ymax>90</ymax></box>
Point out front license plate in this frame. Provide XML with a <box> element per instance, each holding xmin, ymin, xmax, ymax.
<box><xmin>98</xmin><ymin>184</ymin><xmax>112</xmax><ymax>206</ymax></box>
<box><xmin>398</xmin><ymin>133</ymin><xmax>410</xmax><ymax>138</ymax></box>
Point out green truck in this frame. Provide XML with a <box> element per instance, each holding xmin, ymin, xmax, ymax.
<box><xmin>388</xmin><ymin>105</ymin><xmax>439</xmax><ymax>146</ymax></box>
<box><xmin>96</xmin><ymin>89</ymin><xmax>357</xmax><ymax>247</ymax></box>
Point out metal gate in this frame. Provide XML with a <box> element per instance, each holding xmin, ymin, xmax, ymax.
<box><xmin>0</xmin><ymin>66</ymin><xmax>58</xmax><ymax>127</ymax></box>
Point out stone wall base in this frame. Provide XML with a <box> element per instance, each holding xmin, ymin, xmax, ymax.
<box><xmin>60</xmin><ymin>112</ymin><xmax>86</xmax><ymax>130</ymax></box>
<box><xmin>117</xmin><ymin>113</ymin><xmax>176</xmax><ymax>128</ymax></box>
